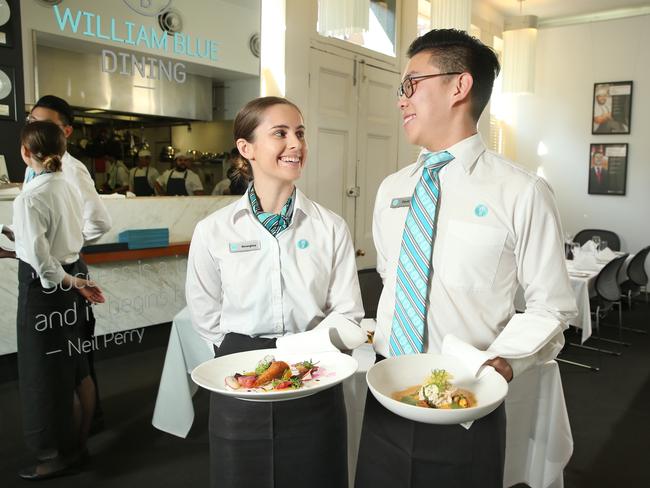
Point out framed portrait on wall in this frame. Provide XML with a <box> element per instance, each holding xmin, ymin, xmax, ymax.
<box><xmin>588</xmin><ymin>143</ymin><xmax>628</xmax><ymax>196</ymax></box>
<box><xmin>0</xmin><ymin>65</ymin><xmax>17</xmax><ymax>121</ymax></box>
<box><xmin>592</xmin><ymin>81</ymin><xmax>633</xmax><ymax>134</ymax></box>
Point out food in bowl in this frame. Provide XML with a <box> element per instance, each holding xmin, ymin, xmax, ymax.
<box><xmin>392</xmin><ymin>369</ymin><xmax>476</xmax><ymax>409</ymax></box>
<box><xmin>224</xmin><ymin>355</ymin><xmax>322</xmax><ymax>392</ymax></box>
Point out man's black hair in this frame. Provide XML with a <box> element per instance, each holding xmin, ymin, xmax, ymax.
<box><xmin>407</xmin><ymin>29</ymin><xmax>500</xmax><ymax>121</ymax></box>
<box><xmin>32</xmin><ymin>95</ymin><xmax>74</xmax><ymax>127</ymax></box>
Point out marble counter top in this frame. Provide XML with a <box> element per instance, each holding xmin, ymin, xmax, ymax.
<box><xmin>0</xmin><ymin>196</ymin><xmax>236</xmax><ymax>355</ymax></box>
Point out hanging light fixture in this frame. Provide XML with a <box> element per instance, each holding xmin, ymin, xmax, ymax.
<box><xmin>429</xmin><ymin>0</ymin><xmax>472</xmax><ymax>32</ymax></box>
<box><xmin>503</xmin><ymin>0</ymin><xmax>538</xmax><ymax>94</ymax></box>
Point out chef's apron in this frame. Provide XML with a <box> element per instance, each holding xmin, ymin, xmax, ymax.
<box><xmin>354</xmin><ymin>355</ymin><xmax>506</xmax><ymax>488</ymax></box>
<box><xmin>166</xmin><ymin>170</ymin><xmax>188</xmax><ymax>196</ymax></box>
<box><xmin>209</xmin><ymin>332</ymin><xmax>349</xmax><ymax>488</ymax></box>
<box><xmin>16</xmin><ymin>259</ymin><xmax>91</xmax><ymax>456</ymax></box>
<box><xmin>133</xmin><ymin>167</ymin><xmax>155</xmax><ymax>196</ymax></box>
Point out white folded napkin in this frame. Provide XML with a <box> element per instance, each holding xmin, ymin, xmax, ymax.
<box><xmin>441</xmin><ymin>315</ymin><xmax>561</xmax><ymax>429</ymax></box>
<box><xmin>597</xmin><ymin>247</ymin><xmax>616</xmax><ymax>261</ymax></box>
<box><xmin>581</xmin><ymin>240</ymin><xmax>597</xmax><ymax>254</ymax></box>
<box><xmin>572</xmin><ymin>251</ymin><xmax>599</xmax><ymax>271</ymax></box>
<box><xmin>275</xmin><ymin>312</ymin><xmax>366</xmax><ymax>353</ymax></box>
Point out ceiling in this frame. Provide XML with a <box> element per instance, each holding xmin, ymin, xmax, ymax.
<box><xmin>482</xmin><ymin>0</ymin><xmax>650</xmax><ymax>20</ymax></box>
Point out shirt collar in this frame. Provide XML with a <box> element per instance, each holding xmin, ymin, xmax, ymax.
<box><xmin>409</xmin><ymin>133</ymin><xmax>486</xmax><ymax>176</ymax></box>
<box><xmin>22</xmin><ymin>171</ymin><xmax>60</xmax><ymax>191</ymax></box>
<box><xmin>232</xmin><ymin>184</ymin><xmax>316</xmax><ymax>224</ymax></box>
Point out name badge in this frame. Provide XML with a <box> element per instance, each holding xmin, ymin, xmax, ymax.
<box><xmin>229</xmin><ymin>240</ymin><xmax>261</xmax><ymax>253</ymax></box>
<box><xmin>390</xmin><ymin>197</ymin><xmax>411</xmax><ymax>208</ymax></box>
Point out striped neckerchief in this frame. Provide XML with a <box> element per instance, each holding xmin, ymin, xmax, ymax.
<box><xmin>248</xmin><ymin>185</ymin><xmax>295</xmax><ymax>237</ymax></box>
<box><xmin>25</xmin><ymin>168</ymin><xmax>52</xmax><ymax>182</ymax></box>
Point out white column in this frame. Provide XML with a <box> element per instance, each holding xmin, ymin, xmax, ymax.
<box><xmin>430</xmin><ymin>0</ymin><xmax>472</xmax><ymax>32</ymax></box>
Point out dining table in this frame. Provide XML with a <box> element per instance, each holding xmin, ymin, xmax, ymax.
<box><xmin>515</xmin><ymin>250</ymin><xmax>629</xmax><ymax>344</ymax></box>
<box><xmin>152</xmin><ymin>307</ymin><xmax>572</xmax><ymax>488</ymax></box>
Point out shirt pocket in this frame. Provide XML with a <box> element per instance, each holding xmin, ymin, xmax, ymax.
<box><xmin>440</xmin><ymin>220</ymin><xmax>507</xmax><ymax>291</ymax></box>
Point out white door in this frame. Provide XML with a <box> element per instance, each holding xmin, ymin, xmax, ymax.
<box><xmin>305</xmin><ymin>49</ymin><xmax>358</xmax><ymax>230</ymax></box>
<box><xmin>354</xmin><ymin>61</ymin><xmax>400</xmax><ymax>269</ymax></box>
<box><xmin>306</xmin><ymin>48</ymin><xmax>400</xmax><ymax>269</ymax></box>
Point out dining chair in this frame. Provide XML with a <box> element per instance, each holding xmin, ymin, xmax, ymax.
<box><xmin>564</xmin><ymin>254</ymin><xmax>629</xmax><ymax>370</ymax></box>
<box><xmin>358</xmin><ymin>268</ymin><xmax>383</xmax><ymax>319</ymax></box>
<box><xmin>574</xmin><ymin>229</ymin><xmax>621</xmax><ymax>251</ymax></box>
<box><xmin>620</xmin><ymin>245</ymin><xmax>650</xmax><ymax>310</ymax></box>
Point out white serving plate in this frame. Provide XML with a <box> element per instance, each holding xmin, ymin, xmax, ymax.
<box><xmin>191</xmin><ymin>348</ymin><xmax>358</xmax><ymax>402</ymax></box>
<box><xmin>366</xmin><ymin>353</ymin><xmax>508</xmax><ymax>425</ymax></box>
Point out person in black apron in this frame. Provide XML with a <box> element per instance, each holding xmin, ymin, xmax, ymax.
<box><xmin>156</xmin><ymin>152</ymin><xmax>205</xmax><ymax>196</ymax></box>
<box><xmin>130</xmin><ymin>148</ymin><xmax>159</xmax><ymax>196</ymax></box>
<box><xmin>166</xmin><ymin>168</ymin><xmax>189</xmax><ymax>196</ymax></box>
<box><xmin>11</xmin><ymin>121</ymin><xmax>105</xmax><ymax>480</ymax></box>
<box><xmin>356</xmin><ymin>28</ymin><xmax>574</xmax><ymax>488</ymax></box>
<box><xmin>186</xmin><ymin>97</ymin><xmax>364</xmax><ymax>488</ymax></box>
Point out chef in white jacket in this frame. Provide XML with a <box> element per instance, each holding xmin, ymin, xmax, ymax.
<box><xmin>186</xmin><ymin>96</ymin><xmax>363</xmax><ymax>488</ymax></box>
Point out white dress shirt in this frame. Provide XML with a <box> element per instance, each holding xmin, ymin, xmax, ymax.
<box><xmin>156</xmin><ymin>169</ymin><xmax>203</xmax><ymax>195</ymax></box>
<box><xmin>372</xmin><ymin>134</ymin><xmax>577</xmax><ymax>376</ymax></box>
<box><xmin>13</xmin><ymin>172</ymin><xmax>84</xmax><ymax>288</ymax></box>
<box><xmin>129</xmin><ymin>166</ymin><xmax>160</xmax><ymax>191</ymax></box>
<box><xmin>23</xmin><ymin>152</ymin><xmax>112</xmax><ymax>242</ymax></box>
<box><xmin>186</xmin><ymin>188</ymin><xmax>364</xmax><ymax>345</ymax></box>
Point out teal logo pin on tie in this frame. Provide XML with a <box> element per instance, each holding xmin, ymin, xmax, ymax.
<box><xmin>297</xmin><ymin>239</ymin><xmax>309</xmax><ymax>249</ymax></box>
<box><xmin>474</xmin><ymin>204</ymin><xmax>488</xmax><ymax>217</ymax></box>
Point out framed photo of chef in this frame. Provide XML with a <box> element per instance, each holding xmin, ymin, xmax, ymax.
<box><xmin>592</xmin><ymin>81</ymin><xmax>633</xmax><ymax>134</ymax></box>
<box><xmin>588</xmin><ymin>143</ymin><xmax>628</xmax><ymax>196</ymax></box>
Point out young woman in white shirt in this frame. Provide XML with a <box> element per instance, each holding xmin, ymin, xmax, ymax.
<box><xmin>13</xmin><ymin>121</ymin><xmax>104</xmax><ymax>480</ymax></box>
<box><xmin>186</xmin><ymin>96</ymin><xmax>364</xmax><ymax>488</ymax></box>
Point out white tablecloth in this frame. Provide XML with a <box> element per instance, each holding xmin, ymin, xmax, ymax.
<box><xmin>153</xmin><ymin>309</ymin><xmax>572</xmax><ymax>488</ymax></box>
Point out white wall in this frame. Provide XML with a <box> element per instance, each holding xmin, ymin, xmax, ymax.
<box><xmin>20</xmin><ymin>0</ymin><xmax>260</xmax><ymax>103</ymax></box>
<box><xmin>513</xmin><ymin>14</ymin><xmax>650</xmax><ymax>254</ymax></box>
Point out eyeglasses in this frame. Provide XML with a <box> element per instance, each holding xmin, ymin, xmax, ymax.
<box><xmin>397</xmin><ymin>72</ymin><xmax>462</xmax><ymax>98</ymax></box>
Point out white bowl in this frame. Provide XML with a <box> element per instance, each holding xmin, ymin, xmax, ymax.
<box><xmin>366</xmin><ymin>353</ymin><xmax>508</xmax><ymax>424</ymax></box>
<box><xmin>191</xmin><ymin>348</ymin><xmax>358</xmax><ymax>402</ymax></box>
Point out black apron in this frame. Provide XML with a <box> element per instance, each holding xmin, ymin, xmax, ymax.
<box><xmin>166</xmin><ymin>170</ymin><xmax>188</xmax><ymax>196</ymax></box>
<box><xmin>354</xmin><ymin>355</ymin><xmax>506</xmax><ymax>488</ymax></box>
<box><xmin>16</xmin><ymin>259</ymin><xmax>91</xmax><ymax>456</ymax></box>
<box><xmin>209</xmin><ymin>333</ymin><xmax>349</xmax><ymax>488</ymax></box>
<box><xmin>133</xmin><ymin>167</ymin><xmax>155</xmax><ymax>196</ymax></box>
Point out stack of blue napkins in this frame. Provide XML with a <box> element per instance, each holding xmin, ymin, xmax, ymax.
<box><xmin>118</xmin><ymin>228</ymin><xmax>170</xmax><ymax>250</ymax></box>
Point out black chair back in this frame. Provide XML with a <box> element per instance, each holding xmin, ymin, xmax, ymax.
<box><xmin>358</xmin><ymin>268</ymin><xmax>383</xmax><ymax>319</ymax></box>
<box><xmin>574</xmin><ymin>229</ymin><xmax>621</xmax><ymax>251</ymax></box>
<box><xmin>627</xmin><ymin>246</ymin><xmax>650</xmax><ymax>286</ymax></box>
<box><xmin>595</xmin><ymin>254</ymin><xmax>628</xmax><ymax>302</ymax></box>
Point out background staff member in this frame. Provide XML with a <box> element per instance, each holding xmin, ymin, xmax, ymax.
<box><xmin>129</xmin><ymin>149</ymin><xmax>159</xmax><ymax>196</ymax></box>
<box><xmin>355</xmin><ymin>29</ymin><xmax>577</xmax><ymax>488</ymax></box>
<box><xmin>101</xmin><ymin>142</ymin><xmax>129</xmax><ymax>194</ymax></box>
<box><xmin>11</xmin><ymin>121</ymin><xmax>104</xmax><ymax>480</ymax></box>
<box><xmin>155</xmin><ymin>152</ymin><xmax>204</xmax><ymax>196</ymax></box>
<box><xmin>25</xmin><ymin>95</ymin><xmax>112</xmax><ymax>435</ymax></box>
<box><xmin>186</xmin><ymin>96</ymin><xmax>364</xmax><ymax>488</ymax></box>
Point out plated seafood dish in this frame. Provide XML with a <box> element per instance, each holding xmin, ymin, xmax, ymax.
<box><xmin>392</xmin><ymin>369</ymin><xmax>476</xmax><ymax>409</ymax></box>
<box><xmin>224</xmin><ymin>355</ymin><xmax>324</xmax><ymax>392</ymax></box>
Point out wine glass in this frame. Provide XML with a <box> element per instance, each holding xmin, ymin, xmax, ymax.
<box><xmin>591</xmin><ymin>236</ymin><xmax>601</xmax><ymax>251</ymax></box>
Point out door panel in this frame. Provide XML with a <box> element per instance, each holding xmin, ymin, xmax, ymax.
<box><xmin>355</xmin><ymin>62</ymin><xmax>400</xmax><ymax>269</ymax></box>
<box><xmin>306</xmin><ymin>49</ymin><xmax>357</xmax><ymax>230</ymax></box>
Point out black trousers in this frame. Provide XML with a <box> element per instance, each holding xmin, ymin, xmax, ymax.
<box><xmin>209</xmin><ymin>333</ymin><xmax>349</xmax><ymax>488</ymax></box>
<box><xmin>16</xmin><ymin>260</ymin><xmax>90</xmax><ymax>456</ymax></box>
<box><xmin>355</xmin><ymin>355</ymin><xmax>506</xmax><ymax>488</ymax></box>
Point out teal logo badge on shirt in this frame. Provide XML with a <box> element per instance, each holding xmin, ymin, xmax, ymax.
<box><xmin>474</xmin><ymin>204</ymin><xmax>488</xmax><ymax>217</ymax></box>
<box><xmin>297</xmin><ymin>239</ymin><xmax>309</xmax><ymax>249</ymax></box>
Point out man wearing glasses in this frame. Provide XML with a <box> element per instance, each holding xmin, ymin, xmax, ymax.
<box><xmin>355</xmin><ymin>29</ymin><xmax>576</xmax><ymax>487</ymax></box>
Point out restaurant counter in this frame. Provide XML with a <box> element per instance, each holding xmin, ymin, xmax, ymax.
<box><xmin>0</xmin><ymin>195</ymin><xmax>237</xmax><ymax>355</ymax></box>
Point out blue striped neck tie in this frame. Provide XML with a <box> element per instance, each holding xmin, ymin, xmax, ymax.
<box><xmin>389</xmin><ymin>150</ymin><xmax>454</xmax><ymax>356</ymax></box>
<box><xmin>249</xmin><ymin>185</ymin><xmax>295</xmax><ymax>237</ymax></box>
<box><xmin>25</xmin><ymin>168</ymin><xmax>37</xmax><ymax>183</ymax></box>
